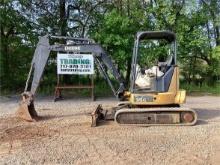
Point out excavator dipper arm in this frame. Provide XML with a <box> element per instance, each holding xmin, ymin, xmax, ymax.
<box><xmin>16</xmin><ymin>35</ymin><xmax>125</xmax><ymax>121</ymax></box>
<box><xmin>16</xmin><ymin>35</ymin><xmax>51</xmax><ymax>121</ymax></box>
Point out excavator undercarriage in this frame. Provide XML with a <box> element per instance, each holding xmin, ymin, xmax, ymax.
<box><xmin>91</xmin><ymin>105</ymin><xmax>197</xmax><ymax>127</ymax></box>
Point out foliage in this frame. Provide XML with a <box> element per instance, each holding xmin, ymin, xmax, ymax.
<box><xmin>210</xmin><ymin>46</ymin><xmax>220</xmax><ymax>77</ymax></box>
<box><xmin>0</xmin><ymin>0</ymin><xmax>220</xmax><ymax>94</ymax></box>
<box><xmin>91</xmin><ymin>9</ymin><xmax>136</xmax><ymax>69</ymax></box>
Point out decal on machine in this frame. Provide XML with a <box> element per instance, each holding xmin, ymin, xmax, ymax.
<box><xmin>134</xmin><ymin>95</ymin><xmax>154</xmax><ymax>102</ymax></box>
<box><xmin>64</xmin><ymin>46</ymin><xmax>80</xmax><ymax>51</ymax></box>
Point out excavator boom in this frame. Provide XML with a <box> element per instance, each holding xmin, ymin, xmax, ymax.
<box><xmin>16</xmin><ymin>35</ymin><xmax>125</xmax><ymax>121</ymax></box>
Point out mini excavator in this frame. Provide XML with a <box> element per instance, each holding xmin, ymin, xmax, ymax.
<box><xmin>16</xmin><ymin>31</ymin><xmax>197</xmax><ymax>126</ymax></box>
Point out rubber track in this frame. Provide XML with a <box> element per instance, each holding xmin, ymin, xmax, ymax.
<box><xmin>114</xmin><ymin>107</ymin><xmax>198</xmax><ymax>126</ymax></box>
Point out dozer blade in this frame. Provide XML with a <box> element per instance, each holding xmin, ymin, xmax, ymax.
<box><xmin>115</xmin><ymin>107</ymin><xmax>197</xmax><ymax>126</ymax></box>
<box><xmin>91</xmin><ymin>105</ymin><xmax>107</xmax><ymax>127</ymax></box>
<box><xmin>91</xmin><ymin>103</ymin><xmax>129</xmax><ymax>127</ymax></box>
<box><xmin>16</xmin><ymin>92</ymin><xmax>38</xmax><ymax>122</ymax></box>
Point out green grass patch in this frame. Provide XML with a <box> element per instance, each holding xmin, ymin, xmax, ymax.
<box><xmin>36</xmin><ymin>78</ymin><xmax>114</xmax><ymax>98</ymax></box>
<box><xmin>180</xmin><ymin>82</ymin><xmax>220</xmax><ymax>95</ymax></box>
<box><xmin>1</xmin><ymin>77</ymin><xmax>220</xmax><ymax>97</ymax></box>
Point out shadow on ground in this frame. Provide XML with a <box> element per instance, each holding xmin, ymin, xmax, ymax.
<box><xmin>38</xmin><ymin>108</ymin><xmax>220</xmax><ymax>126</ymax></box>
<box><xmin>195</xmin><ymin>108</ymin><xmax>220</xmax><ymax>120</ymax></box>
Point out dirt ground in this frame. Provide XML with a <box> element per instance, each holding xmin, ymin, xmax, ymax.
<box><xmin>0</xmin><ymin>96</ymin><xmax>220</xmax><ymax>165</ymax></box>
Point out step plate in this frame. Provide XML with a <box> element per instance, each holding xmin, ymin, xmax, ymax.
<box><xmin>115</xmin><ymin>108</ymin><xmax>197</xmax><ymax>126</ymax></box>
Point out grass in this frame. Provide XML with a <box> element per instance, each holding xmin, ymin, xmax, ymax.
<box><xmin>1</xmin><ymin>79</ymin><xmax>220</xmax><ymax>97</ymax></box>
<box><xmin>180</xmin><ymin>82</ymin><xmax>220</xmax><ymax>95</ymax></box>
<box><xmin>36</xmin><ymin>79</ymin><xmax>114</xmax><ymax>98</ymax></box>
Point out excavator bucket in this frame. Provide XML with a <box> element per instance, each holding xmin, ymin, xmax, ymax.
<box><xmin>15</xmin><ymin>35</ymin><xmax>50</xmax><ymax>122</ymax></box>
<box><xmin>16</xmin><ymin>92</ymin><xmax>38</xmax><ymax>122</ymax></box>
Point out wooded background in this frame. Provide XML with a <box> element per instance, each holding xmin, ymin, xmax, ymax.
<box><xmin>0</xmin><ymin>0</ymin><xmax>220</xmax><ymax>94</ymax></box>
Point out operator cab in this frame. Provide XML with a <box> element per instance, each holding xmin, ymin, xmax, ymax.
<box><xmin>130</xmin><ymin>31</ymin><xmax>176</xmax><ymax>93</ymax></box>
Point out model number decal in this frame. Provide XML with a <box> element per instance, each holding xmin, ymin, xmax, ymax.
<box><xmin>64</xmin><ymin>46</ymin><xmax>80</xmax><ymax>51</ymax></box>
<box><xmin>134</xmin><ymin>96</ymin><xmax>154</xmax><ymax>102</ymax></box>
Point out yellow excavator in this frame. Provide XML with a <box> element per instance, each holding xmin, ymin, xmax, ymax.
<box><xmin>16</xmin><ymin>31</ymin><xmax>197</xmax><ymax>126</ymax></box>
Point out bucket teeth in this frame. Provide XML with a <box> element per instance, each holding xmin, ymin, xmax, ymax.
<box><xmin>16</xmin><ymin>92</ymin><xmax>38</xmax><ymax>122</ymax></box>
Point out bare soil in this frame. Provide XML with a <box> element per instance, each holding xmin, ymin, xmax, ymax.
<box><xmin>0</xmin><ymin>96</ymin><xmax>220</xmax><ymax>165</ymax></box>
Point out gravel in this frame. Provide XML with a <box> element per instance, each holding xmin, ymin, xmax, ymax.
<box><xmin>0</xmin><ymin>96</ymin><xmax>220</xmax><ymax>165</ymax></box>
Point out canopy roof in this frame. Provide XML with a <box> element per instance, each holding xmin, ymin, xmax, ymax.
<box><xmin>137</xmin><ymin>31</ymin><xmax>176</xmax><ymax>42</ymax></box>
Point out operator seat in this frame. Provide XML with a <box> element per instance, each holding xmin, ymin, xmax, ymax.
<box><xmin>158</xmin><ymin>55</ymin><xmax>174</xmax><ymax>73</ymax></box>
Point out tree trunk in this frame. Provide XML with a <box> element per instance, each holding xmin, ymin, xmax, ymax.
<box><xmin>206</xmin><ymin>22</ymin><xmax>212</xmax><ymax>49</ymax></box>
<box><xmin>59</xmin><ymin>0</ymin><xmax>67</xmax><ymax>36</ymax></box>
<box><xmin>215</xmin><ymin>26</ymin><xmax>220</xmax><ymax>46</ymax></box>
<box><xmin>59</xmin><ymin>0</ymin><xmax>70</xmax><ymax>84</ymax></box>
<box><xmin>0</xmin><ymin>36</ymin><xmax>10</xmax><ymax>89</ymax></box>
<box><xmin>127</xmin><ymin>0</ymin><xmax>130</xmax><ymax>17</ymax></box>
<box><xmin>125</xmin><ymin>57</ymin><xmax>132</xmax><ymax>86</ymax></box>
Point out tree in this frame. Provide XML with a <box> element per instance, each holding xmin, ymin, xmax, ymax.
<box><xmin>0</xmin><ymin>0</ymin><xmax>35</xmax><ymax>90</ymax></box>
<box><xmin>0</xmin><ymin>0</ymin><xmax>219</xmax><ymax>93</ymax></box>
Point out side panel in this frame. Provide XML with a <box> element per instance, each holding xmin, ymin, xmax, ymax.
<box><xmin>129</xmin><ymin>67</ymin><xmax>185</xmax><ymax>105</ymax></box>
<box><xmin>175</xmin><ymin>90</ymin><xmax>186</xmax><ymax>104</ymax></box>
<box><xmin>129</xmin><ymin>92</ymin><xmax>176</xmax><ymax>105</ymax></box>
<box><xmin>168</xmin><ymin>66</ymin><xmax>178</xmax><ymax>93</ymax></box>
